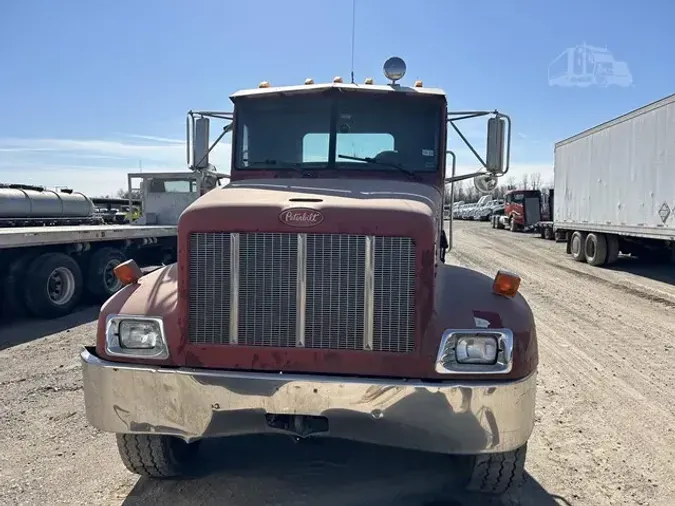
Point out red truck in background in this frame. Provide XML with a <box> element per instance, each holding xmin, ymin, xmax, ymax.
<box><xmin>492</xmin><ymin>189</ymin><xmax>543</xmax><ymax>232</ymax></box>
<box><xmin>80</xmin><ymin>57</ymin><xmax>538</xmax><ymax>499</ymax></box>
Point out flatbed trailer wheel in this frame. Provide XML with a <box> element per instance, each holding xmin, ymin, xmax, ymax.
<box><xmin>461</xmin><ymin>444</ymin><xmax>527</xmax><ymax>496</ymax></box>
<box><xmin>24</xmin><ymin>253</ymin><xmax>84</xmax><ymax>319</ymax></box>
<box><xmin>86</xmin><ymin>247</ymin><xmax>126</xmax><ymax>302</ymax></box>
<box><xmin>116</xmin><ymin>434</ymin><xmax>201</xmax><ymax>478</ymax></box>
<box><xmin>2</xmin><ymin>253</ymin><xmax>39</xmax><ymax>319</ymax></box>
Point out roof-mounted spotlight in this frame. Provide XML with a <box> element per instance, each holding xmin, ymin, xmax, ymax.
<box><xmin>383</xmin><ymin>56</ymin><xmax>406</xmax><ymax>85</ymax></box>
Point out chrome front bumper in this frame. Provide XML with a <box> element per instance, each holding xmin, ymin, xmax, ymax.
<box><xmin>80</xmin><ymin>347</ymin><xmax>536</xmax><ymax>455</ymax></box>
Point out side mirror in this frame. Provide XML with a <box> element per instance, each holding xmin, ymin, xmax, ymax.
<box><xmin>193</xmin><ymin>117</ymin><xmax>210</xmax><ymax>169</ymax></box>
<box><xmin>474</xmin><ymin>174</ymin><xmax>498</xmax><ymax>194</ymax></box>
<box><xmin>486</xmin><ymin>116</ymin><xmax>506</xmax><ymax>174</ymax></box>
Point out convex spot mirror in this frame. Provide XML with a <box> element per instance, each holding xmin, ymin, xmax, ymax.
<box><xmin>474</xmin><ymin>174</ymin><xmax>498</xmax><ymax>194</ymax></box>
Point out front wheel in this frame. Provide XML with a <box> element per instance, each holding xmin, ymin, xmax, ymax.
<box><xmin>116</xmin><ymin>434</ymin><xmax>201</xmax><ymax>479</ymax></box>
<box><xmin>460</xmin><ymin>444</ymin><xmax>527</xmax><ymax>496</ymax></box>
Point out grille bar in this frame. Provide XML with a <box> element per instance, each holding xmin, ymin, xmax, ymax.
<box><xmin>363</xmin><ymin>235</ymin><xmax>375</xmax><ymax>351</ymax></box>
<box><xmin>296</xmin><ymin>234</ymin><xmax>307</xmax><ymax>347</ymax></box>
<box><xmin>188</xmin><ymin>232</ymin><xmax>415</xmax><ymax>353</ymax></box>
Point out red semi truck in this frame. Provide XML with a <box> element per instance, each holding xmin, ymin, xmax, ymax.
<box><xmin>80</xmin><ymin>57</ymin><xmax>538</xmax><ymax>498</ymax></box>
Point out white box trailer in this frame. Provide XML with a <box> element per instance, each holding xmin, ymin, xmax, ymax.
<box><xmin>553</xmin><ymin>93</ymin><xmax>675</xmax><ymax>266</ymax></box>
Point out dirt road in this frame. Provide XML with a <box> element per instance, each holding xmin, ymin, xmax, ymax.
<box><xmin>1</xmin><ymin>221</ymin><xmax>674</xmax><ymax>505</ymax></box>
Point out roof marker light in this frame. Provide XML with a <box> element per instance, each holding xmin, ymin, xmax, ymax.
<box><xmin>304</xmin><ymin>78</ymin><xmax>314</xmax><ymax>85</ymax></box>
<box><xmin>364</xmin><ymin>77</ymin><xmax>374</xmax><ymax>85</ymax></box>
<box><xmin>258</xmin><ymin>81</ymin><xmax>270</xmax><ymax>88</ymax></box>
<box><xmin>333</xmin><ymin>76</ymin><xmax>344</xmax><ymax>83</ymax></box>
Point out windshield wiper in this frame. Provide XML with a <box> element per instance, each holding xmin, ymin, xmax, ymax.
<box><xmin>337</xmin><ymin>154</ymin><xmax>420</xmax><ymax>181</ymax></box>
<box><xmin>245</xmin><ymin>159</ymin><xmax>312</xmax><ymax>176</ymax></box>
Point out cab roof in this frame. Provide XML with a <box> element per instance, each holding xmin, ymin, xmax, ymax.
<box><xmin>230</xmin><ymin>82</ymin><xmax>447</xmax><ymax>100</ymax></box>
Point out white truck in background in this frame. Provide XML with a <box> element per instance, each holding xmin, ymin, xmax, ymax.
<box><xmin>537</xmin><ymin>93</ymin><xmax>675</xmax><ymax>266</ymax></box>
<box><xmin>0</xmin><ymin>163</ymin><xmax>222</xmax><ymax>321</ymax></box>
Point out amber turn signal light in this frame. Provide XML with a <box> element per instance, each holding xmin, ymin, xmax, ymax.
<box><xmin>492</xmin><ymin>270</ymin><xmax>521</xmax><ymax>298</ymax></box>
<box><xmin>114</xmin><ymin>259</ymin><xmax>143</xmax><ymax>286</ymax></box>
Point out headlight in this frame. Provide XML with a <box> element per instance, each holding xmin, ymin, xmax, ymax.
<box><xmin>435</xmin><ymin>329</ymin><xmax>513</xmax><ymax>374</ymax></box>
<box><xmin>456</xmin><ymin>336</ymin><xmax>498</xmax><ymax>364</ymax></box>
<box><xmin>119</xmin><ymin>320</ymin><xmax>161</xmax><ymax>349</ymax></box>
<box><xmin>105</xmin><ymin>315</ymin><xmax>169</xmax><ymax>359</ymax></box>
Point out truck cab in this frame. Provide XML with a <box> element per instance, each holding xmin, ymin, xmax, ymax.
<box><xmin>503</xmin><ymin>189</ymin><xmax>543</xmax><ymax>231</ymax></box>
<box><xmin>80</xmin><ymin>58</ymin><xmax>538</xmax><ymax>498</ymax></box>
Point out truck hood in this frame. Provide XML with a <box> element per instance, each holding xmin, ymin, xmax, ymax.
<box><xmin>179</xmin><ymin>178</ymin><xmax>442</xmax><ymax>238</ymax></box>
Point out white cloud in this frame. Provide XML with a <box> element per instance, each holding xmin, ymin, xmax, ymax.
<box><xmin>0</xmin><ymin>136</ymin><xmax>232</xmax><ymax>197</ymax></box>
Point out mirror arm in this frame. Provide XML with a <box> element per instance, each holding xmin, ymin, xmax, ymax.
<box><xmin>445</xmin><ymin>150</ymin><xmax>457</xmax><ymax>252</ymax></box>
<box><xmin>446</xmin><ymin>110</ymin><xmax>512</xmax><ymax>177</ymax></box>
<box><xmin>448</xmin><ymin>121</ymin><xmax>489</xmax><ymax>170</ymax></box>
<box><xmin>444</xmin><ymin>170</ymin><xmax>487</xmax><ymax>184</ymax></box>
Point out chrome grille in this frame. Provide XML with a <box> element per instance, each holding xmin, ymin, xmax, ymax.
<box><xmin>188</xmin><ymin>232</ymin><xmax>231</xmax><ymax>345</ymax></box>
<box><xmin>304</xmin><ymin>234</ymin><xmax>366</xmax><ymax>350</ymax></box>
<box><xmin>188</xmin><ymin>232</ymin><xmax>416</xmax><ymax>352</ymax></box>
<box><xmin>373</xmin><ymin>236</ymin><xmax>416</xmax><ymax>352</ymax></box>
<box><xmin>238</xmin><ymin>233</ymin><xmax>297</xmax><ymax>347</ymax></box>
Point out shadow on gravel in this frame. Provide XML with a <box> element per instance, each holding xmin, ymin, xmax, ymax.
<box><xmin>604</xmin><ymin>257</ymin><xmax>675</xmax><ymax>286</ymax></box>
<box><xmin>0</xmin><ymin>305</ymin><xmax>98</xmax><ymax>351</ymax></box>
<box><xmin>123</xmin><ymin>435</ymin><xmax>566</xmax><ymax>506</ymax></box>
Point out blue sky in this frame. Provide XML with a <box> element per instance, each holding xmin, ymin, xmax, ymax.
<box><xmin>1</xmin><ymin>0</ymin><xmax>674</xmax><ymax>196</ymax></box>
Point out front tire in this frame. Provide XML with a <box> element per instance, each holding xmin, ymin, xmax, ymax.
<box><xmin>462</xmin><ymin>444</ymin><xmax>527</xmax><ymax>496</ymax></box>
<box><xmin>116</xmin><ymin>434</ymin><xmax>201</xmax><ymax>479</ymax></box>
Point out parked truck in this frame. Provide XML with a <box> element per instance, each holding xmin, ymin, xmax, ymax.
<box><xmin>492</xmin><ymin>188</ymin><xmax>543</xmax><ymax>232</ymax></box>
<box><xmin>0</xmin><ymin>168</ymin><xmax>221</xmax><ymax>320</ymax></box>
<box><xmin>536</xmin><ymin>93</ymin><xmax>675</xmax><ymax>266</ymax></box>
<box><xmin>79</xmin><ymin>57</ymin><xmax>539</xmax><ymax>498</ymax></box>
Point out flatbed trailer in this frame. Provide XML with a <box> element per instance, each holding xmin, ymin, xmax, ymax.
<box><xmin>0</xmin><ymin>170</ymin><xmax>219</xmax><ymax>321</ymax></box>
<box><xmin>0</xmin><ymin>224</ymin><xmax>176</xmax><ymax>249</ymax></box>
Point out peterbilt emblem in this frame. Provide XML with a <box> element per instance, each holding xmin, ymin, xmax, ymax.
<box><xmin>279</xmin><ymin>208</ymin><xmax>324</xmax><ymax>228</ymax></box>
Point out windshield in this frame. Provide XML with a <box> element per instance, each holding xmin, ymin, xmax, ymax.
<box><xmin>234</xmin><ymin>91</ymin><xmax>443</xmax><ymax>174</ymax></box>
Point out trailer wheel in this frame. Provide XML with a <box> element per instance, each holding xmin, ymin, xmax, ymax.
<box><xmin>585</xmin><ymin>233</ymin><xmax>608</xmax><ymax>266</ymax></box>
<box><xmin>461</xmin><ymin>444</ymin><xmax>527</xmax><ymax>496</ymax></box>
<box><xmin>570</xmin><ymin>231</ymin><xmax>587</xmax><ymax>262</ymax></box>
<box><xmin>86</xmin><ymin>247</ymin><xmax>126</xmax><ymax>302</ymax></box>
<box><xmin>606</xmin><ymin>235</ymin><xmax>620</xmax><ymax>265</ymax></box>
<box><xmin>2</xmin><ymin>253</ymin><xmax>39</xmax><ymax>319</ymax></box>
<box><xmin>24</xmin><ymin>253</ymin><xmax>84</xmax><ymax>319</ymax></box>
<box><xmin>116</xmin><ymin>434</ymin><xmax>201</xmax><ymax>478</ymax></box>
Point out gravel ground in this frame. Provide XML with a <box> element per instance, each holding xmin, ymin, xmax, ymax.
<box><xmin>0</xmin><ymin>221</ymin><xmax>673</xmax><ymax>506</ymax></box>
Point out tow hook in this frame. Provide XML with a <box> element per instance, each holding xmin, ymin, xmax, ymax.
<box><xmin>265</xmin><ymin>414</ymin><xmax>329</xmax><ymax>437</ymax></box>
